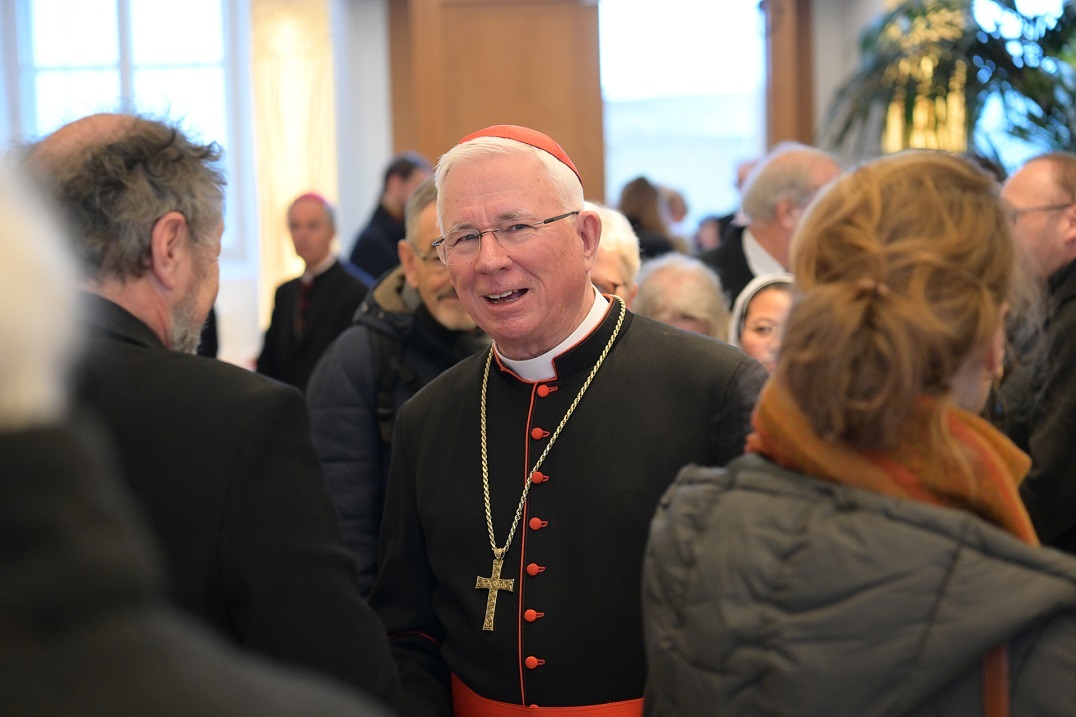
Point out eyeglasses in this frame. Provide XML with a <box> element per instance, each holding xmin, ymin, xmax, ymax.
<box><xmin>1010</xmin><ymin>202</ymin><xmax>1074</xmax><ymax>222</ymax></box>
<box><xmin>593</xmin><ymin>280</ymin><xmax>625</xmax><ymax>296</ymax></box>
<box><xmin>432</xmin><ymin>211</ymin><xmax>580</xmax><ymax>262</ymax></box>
<box><xmin>411</xmin><ymin>246</ymin><xmax>446</xmax><ymax>267</ymax></box>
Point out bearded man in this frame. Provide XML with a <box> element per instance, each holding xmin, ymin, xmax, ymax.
<box><xmin>24</xmin><ymin>113</ymin><xmax>399</xmax><ymax>705</ymax></box>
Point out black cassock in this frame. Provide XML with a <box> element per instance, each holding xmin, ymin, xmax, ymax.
<box><xmin>371</xmin><ymin>299</ymin><xmax>766</xmax><ymax>714</ymax></box>
<box><xmin>257</xmin><ymin>259</ymin><xmax>367</xmax><ymax>391</ymax></box>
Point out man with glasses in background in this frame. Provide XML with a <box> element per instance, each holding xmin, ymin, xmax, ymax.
<box><xmin>306</xmin><ymin>177</ymin><xmax>488</xmax><ymax>597</ymax></box>
<box><xmin>369</xmin><ymin>125</ymin><xmax>766</xmax><ymax>716</ymax></box>
<box><xmin>698</xmin><ymin>142</ymin><xmax>841</xmax><ymax>305</ymax></box>
<box><xmin>997</xmin><ymin>153</ymin><xmax>1076</xmax><ymax>555</ymax></box>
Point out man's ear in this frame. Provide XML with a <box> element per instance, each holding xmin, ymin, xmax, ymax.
<box><xmin>774</xmin><ymin>197</ymin><xmax>801</xmax><ymax>231</ymax></box>
<box><xmin>398</xmin><ymin>240</ymin><xmax>420</xmax><ymax>288</ymax></box>
<box><xmin>149</xmin><ymin>211</ymin><xmax>189</xmax><ymax>290</ymax></box>
<box><xmin>578</xmin><ymin>210</ymin><xmax>602</xmax><ymax>270</ymax></box>
<box><xmin>1062</xmin><ymin>205</ymin><xmax>1076</xmax><ymax>252</ymax></box>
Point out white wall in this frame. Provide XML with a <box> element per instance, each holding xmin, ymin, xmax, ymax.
<box><xmin>812</xmin><ymin>0</ymin><xmax>887</xmax><ymax>161</ymax></box>
<box><xmin>330</xmin><ymin>0</ymin><xmax>393</xmax><ymax>259</ymax></box>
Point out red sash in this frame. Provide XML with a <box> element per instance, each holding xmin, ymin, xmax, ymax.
<box><xmin>451</xmin><ymin>674</ymin><xmax>643</xmax><ymax>717</ymax></box>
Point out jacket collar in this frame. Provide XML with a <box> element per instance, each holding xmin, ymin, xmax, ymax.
<box><xmin>82</xmin><ymin>292</ymin><xmax>165</xmax><ymax>350</ymax></box>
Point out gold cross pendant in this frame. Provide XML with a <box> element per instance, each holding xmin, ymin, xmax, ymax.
<box><xmin>475</xmin><ymin>554</ymin><xmax>515</xmax><ymax>631</ymax></box>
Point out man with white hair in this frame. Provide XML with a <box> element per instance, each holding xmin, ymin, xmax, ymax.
<box><xmin>23</xmin><ymin>113</ymin><xmax>399</xmax><ymax>704</ymax></box>
<box><xmin>699</xmin><ymin>143</ymin><xmax>841</xmax><ymax>304</ymax></box>
<box><xmin>369</xmin><ymin>125</ymin><xmax>765</xmax><ymax>715</ymax></box>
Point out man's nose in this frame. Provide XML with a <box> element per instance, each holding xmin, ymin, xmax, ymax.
<box><xmin>473</xmin><ymin>230</ymin><xmax>511</xmax><ymax>268</ymax></box>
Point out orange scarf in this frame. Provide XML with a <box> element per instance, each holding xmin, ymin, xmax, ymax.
<box><xmin>746</xmin><ymin>379</ymin><xmax>1037</xmax><ymax>546</ymax></box>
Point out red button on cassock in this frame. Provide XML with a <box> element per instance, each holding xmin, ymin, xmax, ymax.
<box><xmin>530</xmin><ymin>427</ymin><xmax>550</xmax><ymax>440</ymax></box>
<box><xmin>536</xmin><ymin>384</ymin><xmax>556</xmax><ymax>397</ymax></box>
<box><xmin>529</xmin><ymin>517</ymin><xmax>548</xmax><ymax>530</ymax></box>
<box><xmin>526</xmin><ymin>563</ymin><xmax>545</xmax><ymax>576</ymax></box>
<box><xmin>530</xmin><ymin>471</ymin><xmax>547</xmax><ymax>484</ymax></box>
<box><xmin>525</xmin><ymin>656</ymin><xmax>545</xmax><ymax>669</ymax></box>
<box><xmin>524</xmin><ymin>609</ymin><xmax>545</xmax><ymax>622</ymax></box>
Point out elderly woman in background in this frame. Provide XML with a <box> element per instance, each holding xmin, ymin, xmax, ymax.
<box><xmin>587</xmin><ymin>200</ymin><xmax>642</xmax><ymax>305</ymax></box>
<box><xmin>633</xmin><ymin>253</ymin><xmax>730</xmax><ymax>340</ymax></box>
<box><xmin>643</xmin><ymin>151</ymin><xmax>1076</xmax><ymax>716</ymax></box>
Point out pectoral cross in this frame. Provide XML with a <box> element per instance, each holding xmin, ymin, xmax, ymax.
<box><xmin>476</xmin><ymin>551</ymin><xmax>515</xmax><ymax>631</ymax></box>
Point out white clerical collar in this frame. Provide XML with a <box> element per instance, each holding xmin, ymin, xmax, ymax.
<box><xmin>496</xmin><ymin>287</ymin><xmax>610</xmax><ymax>382</ymax></box>
<box><xmin>301</xmin><ymin>254</ymin><xmax>337</xmax><ymax>284</ymax></box>
<box><xmin>742</xmin><ymin>228</ymin><xmax>785</xmax><ymax>278</ymax></box>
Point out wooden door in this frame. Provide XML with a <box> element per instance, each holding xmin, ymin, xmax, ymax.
<box><xmin>390</xmin><ymin>0</ymin><xmax>605</xmax><ymax>200</ymax></box>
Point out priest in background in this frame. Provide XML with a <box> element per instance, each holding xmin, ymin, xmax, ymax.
<box><xmin>257</xmin><ymin>193</ymin><xmax>367</xmax><ymax>391</ymax></box>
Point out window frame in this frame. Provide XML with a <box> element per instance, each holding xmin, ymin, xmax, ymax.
<box><xmin>4</xmin><ymin>0</ymin><xmax>256</xmax><ymax>264</ymax></box>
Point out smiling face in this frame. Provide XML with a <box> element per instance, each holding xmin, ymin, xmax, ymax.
<box><xmin>439</xmin><ymin>152</ymin><xmax>597</xmax><ymax>359</ymax></box>
<box><xmin>739</xmin><ymin>285</ymin><xmax>792</xmax><ymax>374</ymax></box>
<box><xmin>400</xmin><ymin>202</ymin><xmax>477</xmax><ymax>331</ymax></box>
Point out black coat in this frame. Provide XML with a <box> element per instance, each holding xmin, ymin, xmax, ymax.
<box><xmin>349</xmin><ymin>204</ymin><xmax>406</xmax><ymax>283</ymax></box>
<box><xmin>999</xmin><ymin>258</ymin><xmax>1076</xmax><ymax>553</ymax></box>
<box><xmin>257</xmin><ymin>259</ymin><xmax>368</xmax><ymax>391</ymax></box>
<box><xmin>74</xmin><ymin>294</ymin><xmax>399</xmax><ymax>702</ymax></box>
<box><xmin>0</xmin><ymin>423</ymin><xmax>392</xmax><ymax>717</ymax></box>
<box><xmin>369</xmin><ymin>301</ymin><xmax>766</xmax><ymax>713</ymax></box>
<box><xmin>697</xmin><ymin>224</ymin><xmax>755</xmax><ymax>305</ymax></box>
<box><xmin>306</xmin><ymin>268</ymin><xmax>489</xmax><ymax>596</ymax></box>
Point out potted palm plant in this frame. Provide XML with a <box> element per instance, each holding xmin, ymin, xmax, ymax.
<box><xmin>822</xmin><ymin>0</ymin><xmax>1076</xmax><ymax>169</ymax></box>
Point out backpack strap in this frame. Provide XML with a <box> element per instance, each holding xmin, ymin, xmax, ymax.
<box><xmin>371</xmin><ymin>330</ymin><xmax>425</xmax><ymax>446</ymax></box>
<box><xmin>982</xmin><ymin>645</ymin><xmax>1009</xmax><ymax>717</ymax></box>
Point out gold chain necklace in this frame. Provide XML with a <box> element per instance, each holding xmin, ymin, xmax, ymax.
<box><xmin>474</xmin><ymin>297</ymin><xmax>627</xmax><ymax>631</ymax></box>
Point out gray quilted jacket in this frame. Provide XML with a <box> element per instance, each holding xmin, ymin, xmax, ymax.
<box><xmin>644</xmin><ymin>454</ymin><xmax>1076</xmax><ymax>716</ymax></box>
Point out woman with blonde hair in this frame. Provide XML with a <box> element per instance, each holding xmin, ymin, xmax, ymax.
<box><xmin>644</xmin><ymin>151</ymin><xmax>1076</xmax><ymax>716</ymax></box>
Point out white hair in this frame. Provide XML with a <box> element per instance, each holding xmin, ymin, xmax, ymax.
<box><xmin>0</xmin><ymin>163</ymin><xmax>81</xmax><ymax>430</ymax></box>
<box><xmin>633</xmin><ymin>253</ymin><xmax>730</xmax><ymax>340</ymax></box>
<box><xmin>434</xmin><ymin>136</ymin><xmax>583</xmax><ymax>229</ymax></box>
<box><xmin>585</xmin><ymin>200</ymin><xmax>641</xmax><ymax>286</ymax></box>
<box><xmin>741</xmin><ymin>143</ymin><xmax>838</xmax><ymax>223</ymax></box>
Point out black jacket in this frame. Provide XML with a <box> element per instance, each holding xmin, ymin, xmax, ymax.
<box><xmin>0</xmin><ymin>422</ymin><xmax>393</xmax><ymax>716</ymax></box>
<box><xmin>306</xmin><ymin>268</ymin><xmax>488</xmax><ymax>596</ymax></box>
<box><xmin>697</xmin><ymin>224</ymin><xmax>755</xmax><ymax>305</ymax></box>
<box><xmin>74</xmin><ymin>293</ymin><xmax>399</xmax><ymax>702</ymax></box>
<box><xmin>257</xmin><ymin>259</ymin><xmax>368</xmax><ymax>391</ymax></box>
<box><xmin>349</xmin><ymin>204</ymin><xmax>406</xmax><ymax>283</ymax></box>
<box><xmin>999</xmin><ymin>258</ymin><xmax>1076</xmax><ymax>553</ymax></box>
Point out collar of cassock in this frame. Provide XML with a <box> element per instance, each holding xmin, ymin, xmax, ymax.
<box><xmin>496</xmin><ymin>287</ymin><xmax>609</xmax><ymax>382</ymax></box>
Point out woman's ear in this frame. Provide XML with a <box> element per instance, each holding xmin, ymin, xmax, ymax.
<box><xmin>987</xmin><ymin>302</ymin><xmax>1009</xmax><ymax>380</ymax></box>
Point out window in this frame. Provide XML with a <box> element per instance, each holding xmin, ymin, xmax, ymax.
<box><xmin>599</xmin><ymin>0</ymin><xmax>766</xmax><ymax>248</ymax></box>
<box><xmin>10</xmin><ymin>0</ymin><xmax>250</xmax><ymax>258</ymax></box>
